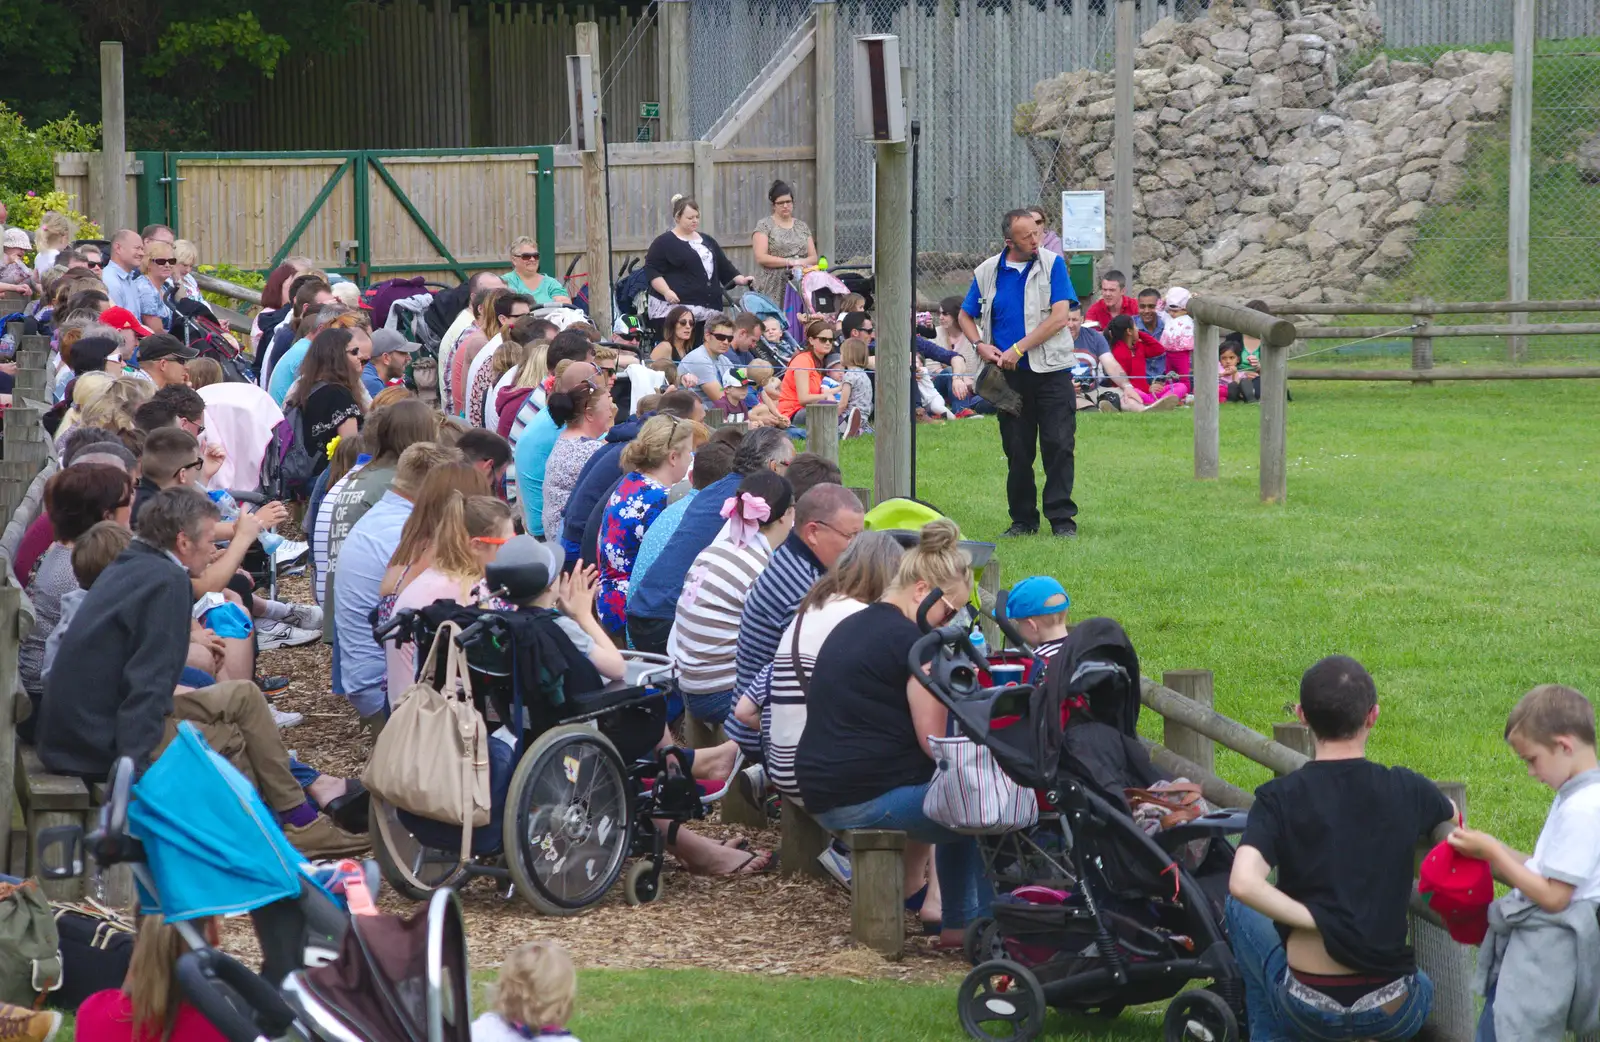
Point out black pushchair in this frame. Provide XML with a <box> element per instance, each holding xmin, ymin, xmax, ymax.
<box><xmin>369</xmin><ymin>536</ymin><xmax>721</xmax><ymax>915</ymax></box>
<box><xmin>909</xmin><ymin>594</ymin><xmax>1250</xmax><ymax>1042</ymax></box>
<box><xmin>37</xmin><ymin>727</ymin><xmax>472</xmax><ymax>1042</ymax></box>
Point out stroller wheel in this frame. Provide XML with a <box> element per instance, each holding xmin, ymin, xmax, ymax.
<box><xmin>1163</xmin><ymin>988</ymin><xmax>1239</xmax><ymax>1042</ymax></box>
<box><xmin>504</xmin><ymin>724</ymin><xmax>632</xmax><ymax>916</ymax></box>
<box><xmin>623</xmin><ymin>859</ymin><xmax>663</xmax><ymax>906</ymax></box>
<box><xmin>957</xmin><ymin>960</ymin><xmax>1046</xmax><ymax>1042</ymax></box>
<box><xmin>962</xmin><ymin>916</ymin><xmax>1003</xmax><ymax>966</ymax></box>
<box><xmin>369</xmin><ymin>796</ymin><xmax>471</xmax><ymax>901</ymax></box>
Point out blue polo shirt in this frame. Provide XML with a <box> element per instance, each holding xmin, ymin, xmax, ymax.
<box><xmin>961</xmin><ymin>254</ymin><xmax>1076</xmax><ymax>366</ymax></box>
<box><xmin>626</xmin><ymin>473</ymin><xmax>742</xmax><ymax>621</ymax></box>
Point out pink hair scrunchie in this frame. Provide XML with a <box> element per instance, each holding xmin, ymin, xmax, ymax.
<box><xmin>719</xmin><ymin>492</ymin><xmax>772</xmax><ymax>549</ymax></box>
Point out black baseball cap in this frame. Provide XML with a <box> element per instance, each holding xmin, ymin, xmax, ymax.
<box><xmin>138</xmin><ymin>333</ymin><xmax>199</xmax><ymax>362</ymax></box>
<box><xmin>68</xmin><ymin>335</ymin><xmax>121</xmax><ymax>375</ymax></box>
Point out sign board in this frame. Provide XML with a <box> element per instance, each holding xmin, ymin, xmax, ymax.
<box><xmin>636</xmin><ymin>124</ymin><xmax>653</xmax><ymax>143</ymax></box>
<box><xmin>1059</xmin><ymin>190</ymin><xmax>1107</xmax><ymax>252</ymax></box>
<box><xmin>640</xmin><ymin>101</ymin><xmax>660</xmax><ymax>120</ymax></box>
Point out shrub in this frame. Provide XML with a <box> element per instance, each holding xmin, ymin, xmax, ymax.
<box><xmin>0</xmin><ymin>102</ymin><xmax>100</xmax><ymax>208</ymax></box>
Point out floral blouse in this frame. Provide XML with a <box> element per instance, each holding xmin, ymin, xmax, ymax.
<box><xmin>596</xmin><ymin>472</ymin><xmax>669</xmax><ymax>634</ymax></box>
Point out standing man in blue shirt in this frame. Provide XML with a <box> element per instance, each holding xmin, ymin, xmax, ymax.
<box><xmin>958</xmin><ymin>209</ymin><xmax>1079</xmax><ymax>538</ymax></box>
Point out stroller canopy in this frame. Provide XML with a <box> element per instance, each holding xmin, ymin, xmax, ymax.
<box><xmin>1048</xmin><ymin>617</ymin><xmax>1142</xmax><ymax>738</ymax></box>
<box><xmin>128</xmin><ymin>723</ymin><xmax>322</xmax><ymax>921</ymax></box>
<box><xmin>198</xmin><ymin>382</ymin><xmax>285</xmax><ymax>492</ymax></box>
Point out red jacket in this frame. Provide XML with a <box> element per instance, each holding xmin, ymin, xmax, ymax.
<box><xmin>1109</xmin><ymin>330</ymin><xmax>1165</xmax><ymax>393</ymax></box>
<box><xmin>1085</xmin><ymin>296</ymin><xmax>1139</xmax><ymax>332</ymax></box>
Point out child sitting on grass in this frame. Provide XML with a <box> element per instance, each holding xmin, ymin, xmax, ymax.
<box><xmin>1219</xmin><ymin>342</ymin><xmax>1260</xmax><ymax>403</ymax></box>
<box><xmin>742</xmin><ymin>359</ymin><xmax>787</xmax><ymax>428</ymax></box>
<box><xmin>474</xmin><ymin>940</ymin><xmax>580</xmax><ymax>1042</ymax></box>
<box><xmin>1002</xmin><ymin>575</ymin><xmax>1070</xmax><ymax>684</ymax></box>
<box><xmin>1447</xmin><ymin>684</ymin><xmax>1600</xmax><ymax>1042</ymax></box>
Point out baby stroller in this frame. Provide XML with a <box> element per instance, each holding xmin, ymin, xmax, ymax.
<box><xmin>909</xmin><ymin>594</ymin><xmax>1250</xmax><ymax>1042</ymax></box>
<box><xmin>721</xmin><ymin>285</ymin><xmax>799</xmax><ymax>365</ymax></box>
<box><xmin>167</xmin><ymin>294</ymin><xmax>256</xmax><ymax>384</ymax></box>
<box><xmin>369</xmin><ymin>537</ymin><xmax>731</xmax><ymax>914</ymax></box>
<box><xmin>36</xmin><ymin>724</ymin><xmax>472</xmax><ymax>1042</ymax></box>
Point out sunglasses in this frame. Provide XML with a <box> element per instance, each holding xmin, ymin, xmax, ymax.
<box><xmin>708</xmin><ymin>332</ymin><xmax>733</xmax><ymax>343</ymax></box>
<box><xmin>813</xmin><ymin>335</ymin><xmax>835</xmax><ymax>343</ymax></box>
<box><xmin>513</xmin><ymin>252</ymin><xmax>540</xmax><ymax>261</ymax></box>
<box><xmin>347</xmin><ymin>348</ymin><xmax>364</xmax><ymax>358</ymax></box>
<box><xmin>598</xmin><ymin>365</ymin><xmax>617</xmax><ymax>374</ymax></box>
<box><xmin>85</xmin><ymin>261</ymin><xmax>104</xmax><ymax>269</ymax></box>
<box><xmin>859</xmin><ymin>327</ymin><xmax>875</xmax><ymax>335</ymax></box>
<box><xmin>149</xmin><ymin>258</ymin><xmax>175</xmax><ymax>266</ymax></box>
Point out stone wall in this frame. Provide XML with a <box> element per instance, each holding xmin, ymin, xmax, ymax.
<box><xmin>1019</xmin><ymin>0</ymin><xmax>1513</xmax><ymax>302</ymax></box>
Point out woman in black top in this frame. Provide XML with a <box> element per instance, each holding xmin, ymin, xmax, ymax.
<box><xmin>644</xmin><ymin>195</ymin><xmax>751</xmax><ymax>328</ymax></box>
<box><xmin>794</xmin><ymin>518</ymin><xmax>991</xmax><ymax>943</ymax></box>
<box><xmin>284</xmin><ymin>325</ymin><xmax>369</xmax><ymax>478</ymax></box>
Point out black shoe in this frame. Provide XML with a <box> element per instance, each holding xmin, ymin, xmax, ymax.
<box><xmin>257</xmin><ymin>674</ymin><xmax>291</xmax><ymax>697</ymax></box>
<box><xmin>1000</xmin><ymin>522</ymin><xmax>1039</xmax><ymax>538</ymax></box>
<box><xmin>321</xmin><ymin>779</ymin><xmax>370</xmax><ymax>837</ymax></box>
<box><xmin>1051</xmin><ymin>522</ymin><xmax>1078</xmax><ymax>538</ymax></box>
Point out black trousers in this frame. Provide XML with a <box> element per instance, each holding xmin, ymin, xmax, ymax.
<box><xmin>997</xmin><ymin>365</ymin><xmax>1077</xmax><ymax>529</ymax></box>
<box><xmin>626</xmin><ymin>613</ymin><xmax>673</xmax><ymax>655</ymax></box>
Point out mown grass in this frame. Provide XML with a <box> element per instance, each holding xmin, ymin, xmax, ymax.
<box><xmin>841</xmin><ymin>381</ymin><xmax>1600</xmax><ymax>851</ymax></box>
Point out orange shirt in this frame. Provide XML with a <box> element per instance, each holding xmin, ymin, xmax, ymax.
<box><xmin>777</xmin><ymin>352</ymin><xmax>821</xmax><ymax>420</ymax></box>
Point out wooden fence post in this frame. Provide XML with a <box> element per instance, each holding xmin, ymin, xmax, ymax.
<box><xmin>1193</xmin><ymin>320</ymin><xmax>1219</xmax><ymax>480</ymax></box>
<box><xmin>1161</xmin><ymin>669</ymin><xmax>1215</xmax><ymax>774</ymax></box>
<box><xmin>1272</xmin><ymin>721</ymin><xmax>1314</xmax><ymax>774</ymax></box>
<box><xmin>1259</xmin><ymin>343</ymin><xmax>1288</xmax><ymax>503</ymax></box>
<box><xmin>1411</xmin><ymin>300</ymin><xmax>1434</xmax><ymax>382</ymax></box>
<box><xmin>779</xmin><ymin>800</ymin><xmax>831</xmax><ymax>881</ymax></box>
<box><xmin>99</xmin><ymin>42</ymin><xmax>128</xmax><ymax>233</ymax></box>
<box><xmin>575</xmin><ymin>24</ymin><xmax>614</xmax><ymax>335</ymax></box>
<box><xmin>976</xmin><ymin>556</ymin><xmax>1001</xmax><ymax>649</ymax></box>
<box><xmin>658</xmin><ymin>0</ymin><xmax>691</xmax><ymax>143</ymax></box>
<box><xmin>692</xmin><ymin>141</ymin><xmax>716</xmax><ymax>237</ymax></box>
<box><xmin>804</xmin><ymin>401</ymin><xmax>838</xmax><ymax>463</ymax></box>
<box><xmin>812</xmin><ymin>0</ymin><xmax>837</xmax><ymax>261</ymax></box>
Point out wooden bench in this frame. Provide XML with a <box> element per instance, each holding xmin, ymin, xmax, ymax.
<box><xmin>779</xmin><ymin>799</ymin><xmax>908</xmax><ymax>958</ymax></box>
<box><xmin>10</xmin><ymin>747</ymin><xmax>134</xmax><ymax>907</ymax></box>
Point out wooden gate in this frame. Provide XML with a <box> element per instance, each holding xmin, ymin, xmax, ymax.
<box><xmin>124</xmin><ymin>148</ymin><xmax>557</xmax><ymax>286</ymax></box>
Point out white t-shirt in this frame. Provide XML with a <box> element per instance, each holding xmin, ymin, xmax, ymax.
<box><xmin>766</xmin><ymin>595</ymin><xmax>870</xmax><ymax>798</ymax></box>
<box><xmin>436</xmin><ymin>308</ymin><xmax>477</xmax><ymax>407</ymax></box>
<box><xmin>472</xmin><ymin>1012</ymin><xmax>579</xmax><ymax>1042</ymax></box>
<box><xmin>1522</xmin><ymin>770</ymin><xmax>1600</xmax><ymax>903</ymax></box>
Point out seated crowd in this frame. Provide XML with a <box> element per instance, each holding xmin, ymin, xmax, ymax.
<box><xmin>9</xmin><ymin>218</ymin><xmax>1596</xmax><ymax>1042</ymax></box>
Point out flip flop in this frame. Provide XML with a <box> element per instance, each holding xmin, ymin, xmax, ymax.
<box><xmin>727</xmin><ymin>849</ymin><xmax>774</xmax><ymax>876</ymax></box>
<box><xmin>721</xmin><ymin>837</ymin><xmax>751</xmax><ymax>852</ymax></box>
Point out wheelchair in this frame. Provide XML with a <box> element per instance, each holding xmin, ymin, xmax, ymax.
<box><xmin>369</xmin><ymin>541</ymin><xmax>724</xmax><ymax>915</ymax></box>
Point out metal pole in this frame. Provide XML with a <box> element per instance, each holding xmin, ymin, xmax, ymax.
<box><xmin>99</xmin><ymin>42</ymin><xmax>127</xmax><ymax>234</ymax></box>
<box><xmin>1112</xmin><ymin>0</ymin><xmax>1136</xmax><ymax>273</ymax></box>
<box><xmin>909</xmin><ymin>113</ymin><xmax>921</xmax><ymax>499</ymax></box>
<box><xmin>1508</xmin><ymin>0</ymin><xmax>1535</xmax><ymax>362</ymax></box>
<box><xmin>873</xmin><ymin>139</ymin><xmax>912</xmax><ymax>505</ymax></box>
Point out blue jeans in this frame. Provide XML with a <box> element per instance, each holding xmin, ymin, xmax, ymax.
<box><xmin>685</xmin><ymin>688</ymin><xmax>733</xmax><ymax>725</ymax></box>
<box><xmin>1226</xmin><ymin>898</ymin><xmax>1433</xmax><ymax>1042</ymax></box>
<box><xmin>1474</xmin><ymin>984</ymin><xmax>1496</xmax><ymax>1042</ymax></box>
<box><xmin>813</xmin><ymin>782</ymin><xmax>993</xmax><ymax>930</ymax></box>
<box><xmin>179</xmin><ymin>666</ymin><xmax>216</xmax><ymax>688</ymax></box>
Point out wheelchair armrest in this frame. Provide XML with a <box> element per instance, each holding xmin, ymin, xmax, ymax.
<box><xmin>1153</xmin><ymin>809</ymin><xmax>1250</xmax><ymax>851</ymax></box>
<box><xmin>227</xmin><ymin>489</ymin><xmax>268</xmax><ymax>506</ymax></box>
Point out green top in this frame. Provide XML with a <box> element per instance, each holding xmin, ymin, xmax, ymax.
<box><xmin>503</xmin><ymin>271</ymin><xmax>570</xmax><ymax>306</ymax></box>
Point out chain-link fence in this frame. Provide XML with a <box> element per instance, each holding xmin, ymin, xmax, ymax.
<box><xmin>688</xmin><ymin>0</ymin><xmax>816</xmax><ymax>138</ymax></box>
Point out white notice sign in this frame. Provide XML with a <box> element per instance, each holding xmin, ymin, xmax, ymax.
<box><xmin>1060</xmin><ymin>191</ymin><xmax>1107</xmax><ymax>252</ymax></box>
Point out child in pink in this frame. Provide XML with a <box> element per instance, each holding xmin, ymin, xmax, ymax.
<box><xmin>1161</xmin><ymin>286</ymin><xmax>1196</xmax><ymax>379</ymax></box>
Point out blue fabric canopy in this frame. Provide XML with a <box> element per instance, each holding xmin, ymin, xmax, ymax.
<box><xmin>128</xmin><ymin>723</ymin><xmax>318</xmax><ymax>921</ymax></box>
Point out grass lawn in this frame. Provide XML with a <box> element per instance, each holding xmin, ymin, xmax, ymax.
<box><xmin>840</xmin><ymin>380</ymin><xmax>1600</xmax><ymax>851</ymax></box>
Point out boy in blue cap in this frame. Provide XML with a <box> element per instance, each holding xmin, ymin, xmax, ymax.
<box><xmin>1004</xmin><ymin>575</ymin><xmax>1071</xmax><ymax>682</ymax></box>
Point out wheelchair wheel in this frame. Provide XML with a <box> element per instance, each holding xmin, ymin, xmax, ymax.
<box><xmin>623</xmin><ymin>859</ymin><xmax>663</xmax><ymax>906</ymax></box>
<box><xmin>957</xmin><ymin>960</ymin><xmax>1046</xmax><ymax>1042</ymax></box>
<box><xmin>369</xmin><ymin>796</ymin><xmax>470</xmax><ymax>901</ymax></box>
<box><xmin>1163</xmin><ymin>988</ymin><xmax>1239</xmax><ymax>1042</ymax></box>
<box><xmin>504</xmin><ymin>724</ymin><xmax>632</xmax><ymax>916</ymax></box>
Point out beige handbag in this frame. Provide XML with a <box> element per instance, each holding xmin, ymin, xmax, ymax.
<box><xmin>362</xmin><ymin>622</ymin><xmax>490</xmax><ymax>859</ymax></box>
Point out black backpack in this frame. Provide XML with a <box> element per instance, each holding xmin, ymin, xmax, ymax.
<box><xmin>275</xmin><ymin>382</ymin><xmax>325</xmax><ymax>498</ymax></box>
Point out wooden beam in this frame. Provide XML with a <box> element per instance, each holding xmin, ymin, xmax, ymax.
<box><xmin>1272</xmin><ymin>298</ymin><xmax>1600</xmax><ymax>316</ymax></box>
<box><xmin>804</xmin><ymin>400</ymin><xmax>838</xmax><ymax>463</ymax></box>
<box><xmin>1289</xmin><ymin>367</ymin><xmax>1600</xmax><ymax>381</ymax></box>
<box><xmin>1260</xmin><ymin>344</ymin><xmax>1288</xmax><ymax>503</ymax></box>
<box><xmin>705</xmin><ymin>17</ymin><xmax>816</xmax><ymax>149</ymax></box>
<box><xmin>873</xmin><ymin>133</ymin><xmax>913</xmax><ymax>505</ymax></box>
<box><xmin>1189</xmin><ymin>296</ymin><xmax>1296</xmax><ymax>347</ymax></box>
<box><xmin>848</xmin><ymin>829</ymin><xmax>906</xmax><ymax>959</ymax></box>
<box><xmin>1296</xmin><ymin>321</ymin><xmax>1600</xmax><ymax>339</ymax></box>
<box><xmin>1140</xmin><ymin>678</ymin><xmax>1310</xmax><ymax>777</ymax></box>
<box><xmin>1162</xmin><ymin>670</ymin><xmax>1215</xmax><ymax>774</ymax></box>
<box><xmin>1140</xmin><ymin>739</ymin><xmax>1254</xmax><ymax>809</ymax></box>
<box><xmin>98</xmin><ymin>42</ymin><xmax>128</xmax><ymax>233</ymax></box>
<box><xmin>711</xmin><ymin>146</ymin><xmax>817</xmax><ymax>163</ymax></box>
<box><xmin>1192</xmin><ymin>320</ymin><xmax>1219</xmax><ymax>480</ymax></box>
<box><xmin>692</xmin><ymin>141</ymin><xmax>716</xmax><ymax>237</ymax></box>
<box><xmin>814</xmin><ymin>0</ymin><xmax>837</xmax><ymax>261</ymax></box>
<box><xmin>659</xmin><ymin>0</ymin><xmax>691</xmax><ymax>142</ymax></box>
<box><xmin>576</xmin><ymin>23</ymin><xmax>614</xmax><ymax>335</ymax></box>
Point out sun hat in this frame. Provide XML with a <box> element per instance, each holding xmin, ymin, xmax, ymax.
<box><xmin>1003</xmin><ymin>576</ymin><xmax>1071</xmax><ymax>620</ymax></box>
<box><xmin>2</xmin><ymin>228</ymin><xmax>31</xmax><ymax>251</ymax></box>
<box><xmin>1165</xmin><ymin>287</ymin><xmax>1192</xmax><ymax>310</ymax></box>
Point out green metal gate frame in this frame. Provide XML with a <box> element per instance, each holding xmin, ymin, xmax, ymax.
<box><xmin>134</xmin><ymin>147</ymin><xmax>557</xmax><ymax>286</ymax></box>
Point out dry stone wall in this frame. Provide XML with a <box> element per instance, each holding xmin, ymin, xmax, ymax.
<box><xmin>1019</xmin><ymin>0</ymin><xmax>1512</xmax><ymax>302</ymax></box>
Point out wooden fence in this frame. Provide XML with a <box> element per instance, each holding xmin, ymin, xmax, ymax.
<box><xmin>210</xmin><ymin>1</ymin><xmax>659</xmax><ymax>151</ymax></box>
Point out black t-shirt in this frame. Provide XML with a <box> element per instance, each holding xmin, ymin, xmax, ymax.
<box><xmin>1241</xmin><ymin>758</ymin><xmax>1453</xmax><ymax>976</ymax></box>
<box><xmin>793</xmin><ymin>602</ymin><xmax>933</xmax><ymax>815</ymax></box>
<box><xmin>300</xmin><ymin>383</ymin><xmax>362</xmax><ymax>477</ymax></box>
<box><xmin>130</xmin><ymin>476</ymin><xmax>163</xmax><ymax>527</ymax></box>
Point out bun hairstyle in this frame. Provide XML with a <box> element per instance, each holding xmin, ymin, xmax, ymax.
<box><xmin>768</xmin><ymin>179</ymin><xmax>794</xmax><ymax>204</ymax></box>
<box><xmin>1107</xmin><ymin>313</ymin><xmax>1136</xmax><ymax>344</ymax></box>
<box><xmin>544</xmin><ymin>380</ymin><xmax>601</xmax><ymax>426</ymax></box>
<box><xmin>891</xmin><ymin>517</ymin><xmax>973</xmax><ymax>598</ymax></box>
<box><xmin>671</xmin><ymin>194</ymin><xmax>699</xmax><ymax>220</ymax></box>
<box><xmin>734</xmin><ymin>469</ymin><xmax>794</xmax><ymax>525</ymax></box>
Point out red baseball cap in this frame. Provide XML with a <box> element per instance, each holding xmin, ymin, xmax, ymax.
<box><xmin>1418</xmin><ymin>840</ymin><xmax>1493</xmax><ymax>944</ymax></box>
<box><xmin>100</xmin><ymin>306</ymin><xmax>153</xmax><ymax>338</ymax></box>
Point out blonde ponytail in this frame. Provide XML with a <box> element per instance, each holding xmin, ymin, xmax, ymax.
<box><xmin>891</xmin><ymin>518</ymin><xmax>972</xmax><ymax>597</ymax></box>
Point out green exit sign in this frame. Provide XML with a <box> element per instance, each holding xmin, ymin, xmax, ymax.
<box><xmin>640</xmin><ymin>101</ymin><xmax>660</xmax><ymax>120</ymax></box>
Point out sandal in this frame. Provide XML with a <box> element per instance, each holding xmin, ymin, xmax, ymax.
<box><xmin>726</xmin><ymin>849</ymin><xmax>774</xmax><ymax>876</ymax></box>
<box><xmin>721</xmin><ymin>837</ymin><xmax>751</xmax><ymax>852</ymax></box>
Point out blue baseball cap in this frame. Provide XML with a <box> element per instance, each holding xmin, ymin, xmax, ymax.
<box><xmin>1004</xmin><ymin>576</ymin><xmax>1070</xmax><ymax>620</ymax></box>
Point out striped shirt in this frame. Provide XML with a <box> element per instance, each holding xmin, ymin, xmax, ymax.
<box><xmin>732</xmin><ymin>532</ymin><xmax>824</xmax><ymax>701</ymax></box>
<box><xmin>767</xmin><ymin>596</ymin><xmax>870</xmax><ymax>798</ymax></box>
<box><xmin>667</xmin><ymin>536</ymin><xmax>773</xmax><ymax>695</ymax></box>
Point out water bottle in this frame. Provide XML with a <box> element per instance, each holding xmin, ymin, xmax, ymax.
<box><xmin>208</xmin><ymin>489</ymin><xmax>283</xmax><ymax>555</ymax></box>
<box><xmin>969</xmin><ymin>627</ymin><xmax>988</xmax><ymax>666</ymax></box>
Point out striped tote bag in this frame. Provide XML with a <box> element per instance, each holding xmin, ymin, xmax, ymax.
<box><xmin>923</xmin><ymin>735</ymin><xmax>1038</xmax><ymax>835</ymax></box>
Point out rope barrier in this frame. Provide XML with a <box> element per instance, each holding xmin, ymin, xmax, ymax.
<box><xmin>1285</xmin><ymin>323</ymin><xmax>1424</xmax><ymax>362</ymax></box>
